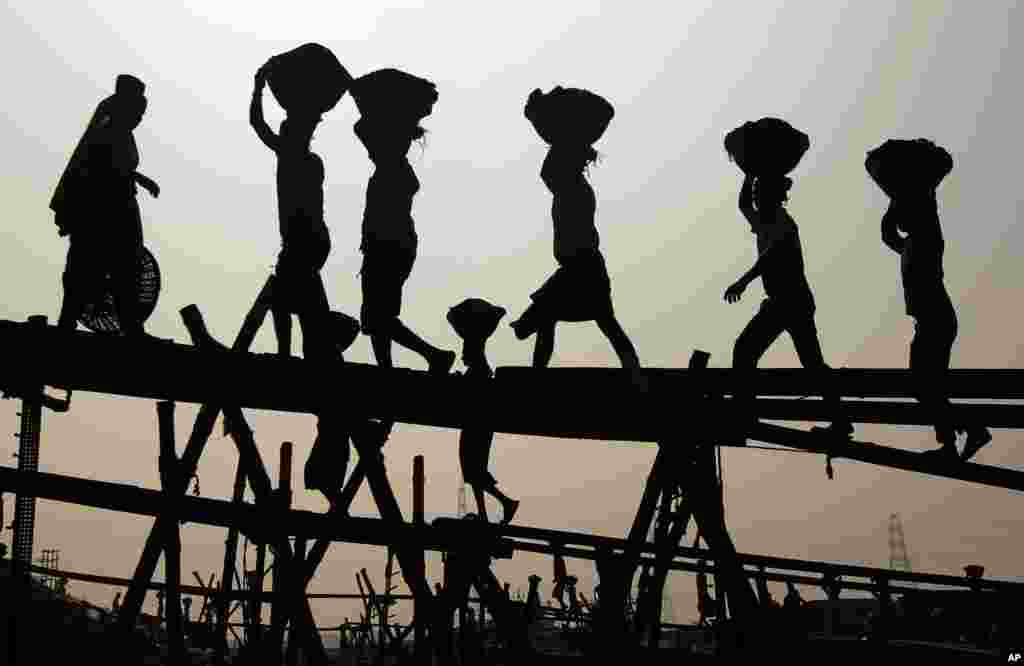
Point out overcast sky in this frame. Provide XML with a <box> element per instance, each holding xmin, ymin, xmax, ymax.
<box><xmin>1</xmin><ymin>1</ymin><xmax>1022</xmax><ymax>628</ymax></box>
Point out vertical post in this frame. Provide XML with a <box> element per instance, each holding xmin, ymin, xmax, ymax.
<box><xmin>252</xmin><ymin>542</ymin><xmax>268</xmax><ymax>644</ymax></box>
<box><xmin>412</xmin><ymin>455</ymin><xmax>427</xmax><ymax>661</ymax></box>
<box><xmin>413</xmin><ymin>456</ymin><xmax>424</xmax><ymax>526</ymax></box>
<box><xmin>270</xmin><ymin>442</ymin><xmax>293</xmax><ymax>661</ymax></box>
<box><xmin>9</xmin><ymin>314</ymin><xmax>46</xmax><ymax>666</ymax></box>
<box><xmin>119</xmin><ymin>281</ymin><xmax>275</xmax><ymax>633</ymax></box>
<box><xmin>873</xmin><ymin>576</ymin><xmax>890</xmax><ymax>643</ymax></box>
<box><xmin>216</xmin><ymin>462</ymin><xmax>248</xmax><ymax>662</ymax></box>
<box><xmin>158</xmin><ymin>400</ymin><xmax>185</xmax><ymax>664</ymax></box>
<box><xmin>286</xmin><ymin>536</ymin><xmax>308</xmax><ymax>666</ymax></box>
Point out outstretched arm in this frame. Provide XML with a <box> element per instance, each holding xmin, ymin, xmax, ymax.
<box><xmin>724</xmin><ymin>222</ymin><xmax>790</xmax><ymax>303</ymax></box>
<box><xmin>738</xmin><ymin>173</ymin><xmax>757</xmax><ymax>227</ymax></box>
<box><xmin>250</xmin><ymin>65</ymin><xmax>281</xmax><ymax>153</ymax></box>
<box><xmin>880</xmin><ymin>206</ymin><xmax>905</xmax><ymax>254</ymax></box>
<box><xmin>133</xmin><ymin>171</ymin><xmax>159</xmax><ymax>197</ymax></box>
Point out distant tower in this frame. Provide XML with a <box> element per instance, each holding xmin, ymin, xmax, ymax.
<box><xmin>888</xmin><ymin>513</ymin><xmax>912</xmax><ymax>572</ymax></box>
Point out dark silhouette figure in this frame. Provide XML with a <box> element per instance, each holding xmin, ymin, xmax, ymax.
<box><xmin>52</xmin><ymin>74</ymin><xmax>159</xmax><ymax>339</ymax></box>
<box><xmin>550</xmin><ymin>545</ymin><xmax>577</xmax><ymax>612</ymax></box>
<box><xmin>525</xmin><ymin>574</ymin><xmax>542</xmax><ymax>624</ymax></box>
<box><xmin>303</xmin><ymin>312</ymin><xmax>362</xmax><ymax>498</ymax></box>
<box><xmin>250</xmin><ymin>47</ymin><xmax>352</xmax><ymax>361</ymax></box>
<box><xmin>350</xmin><ymin>69</ymin><xmax>456</xmax><ymax>413</ymax></box>
<box><xmin>448</xmin><ymin>298</ymin><xmax>519</xmax><ymax>524</ymax></box>
<box><xmin>724</xmin><ymin>170</ymin><xmax>852</xmax><ymax>440</ymax></box>
<box><xmin>867</xmin><ymin>138</ymin><xmax>992</xmax><ymax>462</ymax></box>
<box><xmin>510</xmin><ymin>88</ymin><xmax>641</xmax><ymax>376</ymax></box>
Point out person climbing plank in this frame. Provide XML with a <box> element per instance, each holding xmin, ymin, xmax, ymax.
<box><xmin>52</xmin><ymin>74</ymin><xmax>161</xmax><ymax>341</ymax></box>
<box><xmin>250</xmin><ymin>44</ymin><xmax>351</xmax><ymax>362</ymax></box>
<box><xmin>867</xmin><ymin>138</ymin><xmax>992</xmax><ymax>462</ymax></box>
<box><xmin>350</xmin><ymin>69</ymin><xmax>456</xmax><ymax>377</ymax></box>
<box><xmin>722</xmin><ymin>119</ymin><xmax>852</xmax><ymax>443</ymax></box>
<box><xmin>510</xmin><ymin>87</ymin><xmax>642</xmax><ymax>384</ymax></box>
<box><xmin>447</xmin><ymin>298</ymin><xmax>519</xmax><ymax>524</ymax></box>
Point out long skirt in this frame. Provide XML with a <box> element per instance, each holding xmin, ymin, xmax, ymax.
<box><xmin>529</xmin><ymin>250</ymin><xmax>613</xmax><ymax>323</ymax></box>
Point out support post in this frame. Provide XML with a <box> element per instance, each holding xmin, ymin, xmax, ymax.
<box><xmin>270</xmin><ymin>442</ymin><xmax>294</xmax><ymax>661</ymax></box>
<box><xmin>158</xmin><ymin>401</ymin><xmax>186</xmax><ymax>664</ymax></box>
<box><xmin>253</xmin><ymin>542</ymin><xmax>268</xmax><ymax>645</ymax></box>
<box><xmin>119</xmin><ymin>278</ymin><xmax>275</xmax><ymax>632</ymax></box>
<box><xmin>215</xmin><ymin>462</ymin><xmax>247</xmax><ymax>661</ymax></box>
<box><xmin>412</xmin><ymin>455</ymin><xmax>427</xmax><ymax>661</ymax></box>
<box><xmin>8</xmin><ymin>314</ymin><xmax>47</xmax><ymax>666</ymax></box>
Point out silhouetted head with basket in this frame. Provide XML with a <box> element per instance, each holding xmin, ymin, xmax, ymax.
<box><xmin>526</xmin><ymin>86</ymin><xmax>613</xmax><ymax>176</ymax></box>
<box><xmin>264</xmin><ymin>43</ymin><xmax>353</xmax><ymax>153</ymax></box>
<box><xmin>351</xmin><ymin>69</ymin><xmax>438</xmax><ymax>163</ymax></box>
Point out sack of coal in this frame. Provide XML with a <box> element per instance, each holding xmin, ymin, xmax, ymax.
<box><xmin>350</xmin><ymin>68</ymin><xmax>438</xmax><ymax>123</ymax></box>
<box><xmin>865</xmin><ymin>138</ymin><xmax>953</xmax><ymax>197</ymax></box>
<box><xmin>524</xmin><ymin>86</ymin><xmax>614</xmax><ymax>147</ymax></box>
<box><xmin>724</xmin><ymin>118</ymin><xmax>810</xmax><ymax>176</ymax></box>
<box><xmin>266</xmin><ymin>43</ymin><xmax>351</xmax><ymax>116</ymax></box>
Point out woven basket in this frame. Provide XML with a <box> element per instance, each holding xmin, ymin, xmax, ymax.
<box><xmin>79</xmin><ymin>246</ymin><xmax>160</xmax><ymax>334</ymax></box>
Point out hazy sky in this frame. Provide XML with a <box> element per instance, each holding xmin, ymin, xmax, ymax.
<box><xmin>1</xmin><ymin>1</ymin><xmax>1022</xmax><ymax>628</ymax></box>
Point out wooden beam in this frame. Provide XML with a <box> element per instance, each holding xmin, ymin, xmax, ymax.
<box><xmin>0</xmin><ymin>466</ymin><xmax>513</xmax><ymax>559</ymax></box>
<box><xmin>4</xmin><ymin>318</ymin><xmax>1023</xmax><ymax>439</ymax></box>
<box><xmin>495</xmin><ymin>366</ymin><xmax>1024</xmax><ymax>400</ymax></box>
<box><xmin>4</xmin><ymin>462</ymin><xmax>1011</xmax><ymax>594</ymax></box>
<box><xmin>747</xmin><ymin>423</ymin><xmax>1024</xmax><ymax>492</ymax></box>
<box><xmin>117</xmin><ymin>279</ymin><xmax>275</xmax><ymax>632</ymax></box>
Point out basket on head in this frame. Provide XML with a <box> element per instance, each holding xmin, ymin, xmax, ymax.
<box><xmin>78</xmin><ymin>246</ymin><xmax>161</xmax><ymax>334</ymax></box>
<box><xmin>266</xmin><ymin>43</ymin><xmax>352</xmax><ymax>117</ymax></box>
<box><xmin>724</xmin><ymin>117</ymin><xmax>810</xmax><ymax>176</ymax></box>
<box><xmin>525</xmin><ymin>86</ymin><xmax>614</xmax><ymax>147</ymax></box>
<box><xmin>350</xmin><ymin>68</ymin><xmax>438</xmax><ymax>124</ymax></box>
<box><xmin>865</xmin><ymin>138</ymin><xmax>953</xmax><ymax>197</ymax></box>
<box><xmin>447</xmin><ymin>298</ymin><xmax>506</xmax><ymax>342</ymax></box>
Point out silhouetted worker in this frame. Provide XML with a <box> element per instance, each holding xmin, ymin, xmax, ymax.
<box><xmin>303</xmin><ymin>311</ymin><xmax>362</xmax><ymax>498</ymax></box>
<box><xmin>510</xmin><ymin>87</ymin><xmax>641</xmax><ymax>378</ymax></box>
<box><xmin>867</xmin><ymin>138</ymin><xmax>992</xmax><ymax>462</ymax></box>
<box><xmin>52</xmin><ymin>74</ymin><xmax>159</xmax><ymax>339</ymax></box>
<box><xmin>250</xmin><ymin>48</ymin><xmax>352</xmax><ymax>362</ymax></box>
<box><xmin>350</xmin><ymin>69</ymin><xmax>456</xmax><ymax>425</ymax></box>
<box><xmin>724</xmin><ymin>172</ymin><xmax>852</xmax><ymax>440</ymax></box>
<box><xmin>448</xmin><ymin>298</ymin><xmax>520</xmax><ymax>524</ymax></box>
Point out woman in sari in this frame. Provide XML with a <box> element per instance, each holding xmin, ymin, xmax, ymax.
<box><xmin>51</xmin><ymin>74</ymin><xmax>159</xmax><ymax>337</ymax></box>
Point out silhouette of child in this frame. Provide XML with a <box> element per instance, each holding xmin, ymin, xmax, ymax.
<box><xmin>724</xmin><ymin>173</ymin><xmax>852</xmax><ymax>441</ymax></box>
<box><xmin>447</xmin><ymin>298</ymin><xmax>519</xmax><ymax>524</ymax></box>
<box><xmin>52</xmin><ymin>74</ymin><xmax>159</xmax><ymax>338</ymax></box>
<box><xmin>510</xmin><ymin>88</ymin><xmax>641</xmax><ymax>378</ymax></box>
<box><xmin>869</xmin><ymin>139</ymin><xmax>992</xmax><ymax>462</ymax></box>
<box><xmin>349</xmin><ymin>69</ymin><xmax>456</xmax><ymax>435</ymax></box>
<box><xmin>251</xmin><ymin>61</ymin><xmax>346</xmax><ymax>362</ymax></box>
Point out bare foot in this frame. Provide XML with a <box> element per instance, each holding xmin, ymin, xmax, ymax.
<box><xmin>961</xmin><ymin>428</ymin><xmax>992</xmax><ymax>462</ymax></box>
